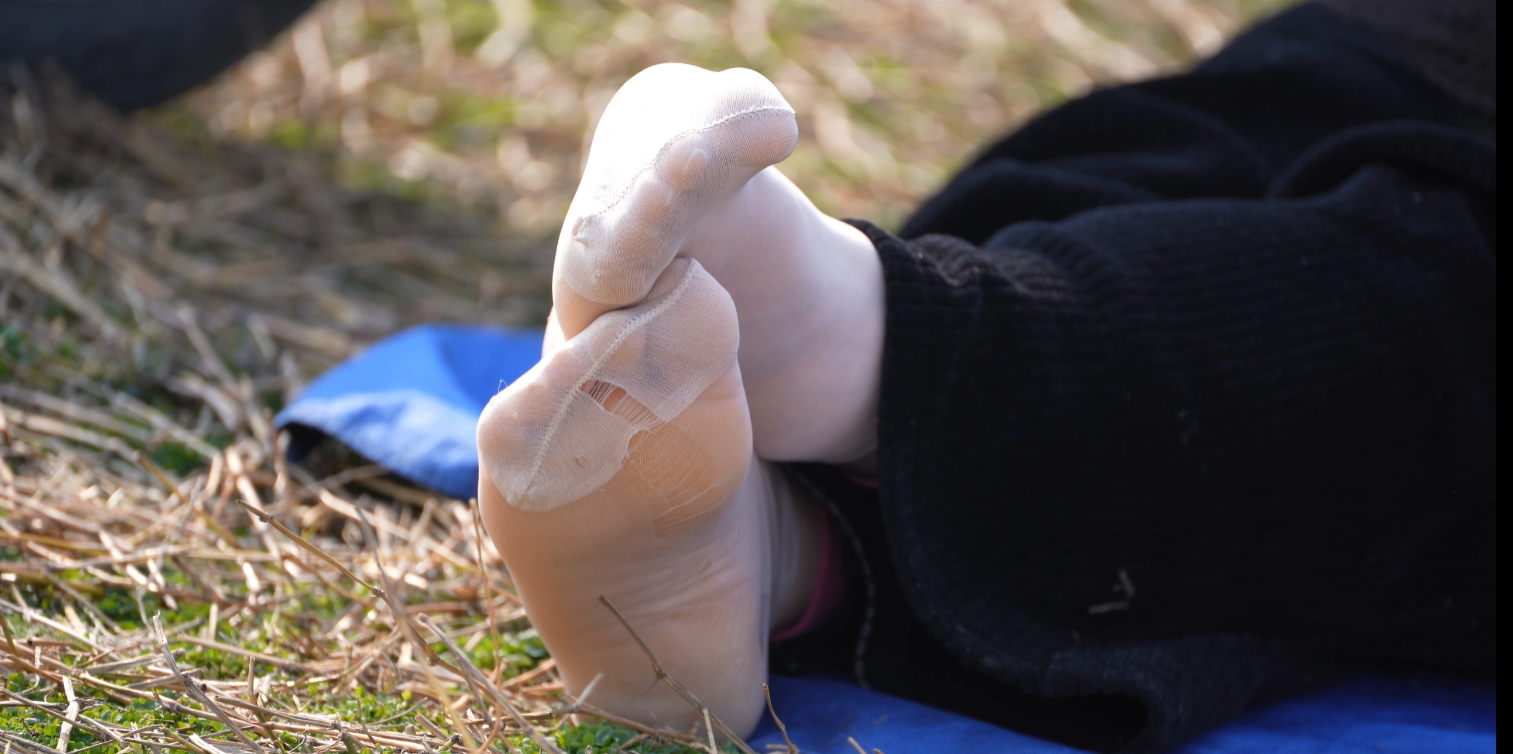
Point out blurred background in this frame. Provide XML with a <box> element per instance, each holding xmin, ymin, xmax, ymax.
<box><xmin>166</xmin><ymin>0</ymin><xmax>1293</xmax><ymax>237</ymax></box>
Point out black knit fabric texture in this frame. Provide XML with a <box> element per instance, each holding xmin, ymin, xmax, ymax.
<box><xmin>778</xmin><ymin>4</ymin><xmax>1497</xmax><ymax>752</ymax></box>
<box><xmin>1319</xmin><ymin>0</ymin><xmax>1496</xmax><ymax>136</ymax></box>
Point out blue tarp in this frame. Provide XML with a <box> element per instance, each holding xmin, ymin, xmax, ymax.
<box><xmin>275</xmin><ymin>324</ymin><xmax>1496</xmax><ymax>754</ymax></box>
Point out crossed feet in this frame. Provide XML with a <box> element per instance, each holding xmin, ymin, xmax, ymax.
<box><xmin>476</xmin><ymin>64</ymin><xmax>883</xmax><ymax>736</ymax></box>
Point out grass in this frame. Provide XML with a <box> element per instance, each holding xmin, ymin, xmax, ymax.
<box><xmin>165</xmin><ymin>0</ymin><xmax>1294</xmax><ymax>231</ymax></box>
<box><xmin>1</xmin><ymin>1</ymin><xmax>1290</xmax><ymax>752</ymax></box>
<box><xmin>0</xmin><ymin>71</ymin><xmax>714</xmax><ymax>754</ymax></box>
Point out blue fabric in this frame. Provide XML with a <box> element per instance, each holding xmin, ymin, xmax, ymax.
<box><xmin>275</xmin><ymin>324</ymin><xmax>1496</xmax><ymax>753</ymax></box>
<box><xmin>755</xmin><ymin>674</ymin><xmax>1494</xmax><ymax>754</ymax></box>
<box><xmin>276</xmin><ymin>324</ymin><xmax>542</xmax><ymax>499</ymax></box>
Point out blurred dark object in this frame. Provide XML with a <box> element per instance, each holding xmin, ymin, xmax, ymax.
<box><xmin>0</xmin><ymin>0</ymin><xmax>319</xmax><ymax>111</ymax></box>
<box><xmin>1320</xmin><ymin>0</ymin><xmax>1497</xmax><ymax>136</ymax></box>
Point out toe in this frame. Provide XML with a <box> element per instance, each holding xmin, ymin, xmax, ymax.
<box><xmin>551</xmin><ymin>64</ymin><xmax>796</xmax><ymax>337</ymax></box>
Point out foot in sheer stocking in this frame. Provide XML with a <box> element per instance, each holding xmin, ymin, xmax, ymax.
<box><xmin>477</xmin><ymin>260</ymin><xmax>819</xmax><ymax>736</ymax></box>
<box><xmin>549</xmin><ymin>63</ymin><xmax>885</xmax><ymax>465</ymax></box>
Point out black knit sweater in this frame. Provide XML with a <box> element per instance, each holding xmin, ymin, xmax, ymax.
<box><xmin>772</xmin><ymin>4</ymin><xmax>1496</xmax><ymax>752</ymax></box>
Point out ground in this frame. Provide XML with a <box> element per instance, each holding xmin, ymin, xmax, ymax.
<box><xmin>0</xmin><ymin>0</ymin><xmax>1287</xmax><ymax>752</ymax></box>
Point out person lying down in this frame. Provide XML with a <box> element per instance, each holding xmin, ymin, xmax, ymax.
<box><xmin>473</xmin><ymin>2</ymin><xmax>1495</xmax><ymax>751</ymax></box>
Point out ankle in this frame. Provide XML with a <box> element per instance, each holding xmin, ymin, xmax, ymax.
<box><xmin>766</xmin><ymin>464</ymin><xmax>824</xmax><ymax>627</ymax></box>
<box><xmin>767</xmin><ymin>465</ymin><xmax>849</xmax><ymax>639</ymax></box>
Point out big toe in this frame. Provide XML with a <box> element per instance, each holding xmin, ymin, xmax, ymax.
<box><xmin>552</xmin><ymin>64</ymin><xmax>797</xmax><ymax>336</ymax></box>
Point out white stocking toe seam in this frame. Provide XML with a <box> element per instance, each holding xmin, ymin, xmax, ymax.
<box><xmin>572</xmin><ymin>104</ymin><xmax>796</xmax><ymax>230</ymax></box>
<box><xmin>568</xmin><ymin>102</ymin><xmax>798</xmax><ymax>257</ymax></box>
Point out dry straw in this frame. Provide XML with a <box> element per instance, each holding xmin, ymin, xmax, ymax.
<box><xmin>0</xmin><ymin>69</ymin><xmax>710</xmax><ymax>754</ymax></box>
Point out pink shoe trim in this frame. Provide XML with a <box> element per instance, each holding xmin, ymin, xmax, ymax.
<box><xmin>770</xmin><ymin>507</ymin><xmax>847</xmax><ymax>642</ymax></box>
